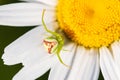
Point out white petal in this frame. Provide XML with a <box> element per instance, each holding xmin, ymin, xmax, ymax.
<box><xmin>111</xmin><ymin>41</ymin><xmax>120</xmax><ymax>68</ymax></box>
<box><xmin>49</xmin><ymin>45</ymin><xmax>100</xmax><ymax>80</ymax></box>
<box><xmin>2</xmin><ymin>22</ymin><xmax>58</xmax><ymax>65</ymax></box>
<box><xmin>48</xmin><ymin>42</ymin><xmax>77</xmax><ymax>80</ymax></box>
<box><xmin>67</xmin><ymin>47</ymin><xmax>100</xmax><ymax>80</ymax></box>
<box><xmin>20</xmin><ymin>0</ymin><xmax>58</xmax><ymax>6</ymax></box>
<box><xmin>13</xmin><ymin>56</ymin><xmax>56</xmax><ymax>80</ymax></box>
<box><xmin>0</xmin><ymin>3</ymin><xmax>55</xmax><ymax>26</ymax></box>
<box><xmin>100</xmin><ymin>47</ymin><xmax>120</xmax><ymax>80</ymax></box>
<box><xmin>22</xmin><ymin>45</ymin><xmax>53</xmax><ymax>67</ymax></box>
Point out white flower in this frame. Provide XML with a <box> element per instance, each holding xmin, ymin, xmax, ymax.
<box><xmin>1</xmin><ymin>0</ymin><xmax>120</xmax><ymax>80</ymax></box>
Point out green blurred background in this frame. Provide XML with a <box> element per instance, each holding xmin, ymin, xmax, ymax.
<box><xmin>0</xmin><ymin>0</ymin><xmax>103</xmax><ymax>80</ymax></box>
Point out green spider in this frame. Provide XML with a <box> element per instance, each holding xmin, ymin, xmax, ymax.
<box><xmin>42</xmin><ymin>9</ymin><xmax>69</xmax><ymax>67</ymax></box>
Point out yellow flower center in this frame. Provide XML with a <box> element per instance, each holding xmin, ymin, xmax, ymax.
<box><xmin>57</xmin><ymin>0</ymin><xmax>120</xmax><ymax>48</ymax></box>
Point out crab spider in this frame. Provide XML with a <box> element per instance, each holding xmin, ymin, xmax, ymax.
<box><xmin>42</xmin><ymin>9</ymin><xmax>69</xmax><ymax>67</ymax></box>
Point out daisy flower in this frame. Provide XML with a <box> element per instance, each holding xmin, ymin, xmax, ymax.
<box><xmin>1</xmin><ymin>0</ymin><xmax>120</xmax><ymax>80</ymax></box>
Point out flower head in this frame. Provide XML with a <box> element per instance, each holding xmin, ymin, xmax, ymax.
<box><xmin>1</xmin><ymin>0</ymin><xmax>120</xmax><ymax>80</ymax></box>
